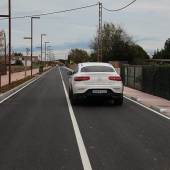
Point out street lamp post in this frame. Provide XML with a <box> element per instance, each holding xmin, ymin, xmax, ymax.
<box><xmin>9</xmin><ymin>0</ymin><xmax>11</xmax><ymax>84</ymax></box>
<box><xmin>41</xmin><ymin>34</ymin><xmax>46</xmax><ymax>61</ymax></box>
<box><xmin>47</xmin><ymin>46</ymin><xmax>51</xmax><ymax>68</ymax></box>
<box><xmin>49</xmin><ymin>49</ymin><xmax>53</xmax><ymax>67</ymax></box>
<box><xmin>45</xmin><ymin>42</ymin><xmax>49</xmax><ymax>68</ymax></box>
<box><xmin>49</xmin><ymin>49</ymin><xmax>53</xmax><ymax>60</ymax></box>
<box><xmin>4</xmin><ymin>32</ymin><xmax>7</xmax><ymax>74</ymax></box>
<box><xmin>36</xmin><ymin>46</ymin><xmax>41</xmax><ymax>60</ymax></box>
<box><xmin>47</xmin><ymin>46</ymin><xmax>51</xmax><ymax>51</ymax></box>
<box><xmin>0</xmin><ymin>0</ymin><xmax>11</xmax><ymax>84</ymax></box>
<box><xmin>31</xmin><ymin>17</ymin><xmax>40</xmax><ymax>76</ymax></box>
<box><xmin>24</xmin><ymin>16</ymin><xmax>40</xmax><ymax>76</ymax></box>
<box><xmin>65</xmin><ymin>54</ymin><xmax>67</xmax><ymax>66</ymax></box>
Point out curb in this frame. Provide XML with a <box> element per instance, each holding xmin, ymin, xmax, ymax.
<box><xmin>0</xmin><ymin>67</ymin><xmax>53</xmax><ymax>103</ymax></box>
<box><xmin>123</xmin><ymin>93</ymin><xmax>167</xmax><ymax>114</ymax></box>
<box><xmin>0</xmin><ymin>76</ymin><xmax>39</xmax><ymax>102</ymax></box>
<box><xmin>150</xmin><ymin>105</ymin><xmax>167</xmax><ymax>114</ymax></box>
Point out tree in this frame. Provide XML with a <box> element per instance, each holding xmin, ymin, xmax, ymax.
<box><xmin>153</xmin><ymin>49</ymin><xmax>164</xmax><ymax>59</ymax></box>
<box><xmin>26</xmin><ymin>48</ymin><xmax>30</xmax><ymax>56</ymax></box>
<box><xmin>68</xmin><ymin>48</ymin><xmax>89</xmax><ymax>63</ymax></box>
<box><xmin>90</xmin><ymin>22</ymin><xmax>149</xmax><ymax>64</ymax></box>
<box><xmin>153</xmin><ymin>38</ymin><xmax>170</xmax><ymax>59</ymax></box>
<box><xmin>0</xmin><ymin>30</ymin><xmax>5</xmax><ymax>55</ymax></box>
<box><xmin>89</xmin><ymin>53</ymin><xmax>98</xmax><ymax>62</ymax></box>
<box><xmin>164</xmin><ymin>38</ymin><xmax>170</xmax><ymax>58</ymax></box>
<box><xmin>14</xmin><ymin>59</ymin><xmax>23</xmax><ymax>66</ymax></box>
<box><xmin>129</xmin><ymin>45</ymin><xmax>149</xmax><ymax>64</ymax></box>
<box><xmin>12</xmin><ymin>52</ymin><xmax>23</xmax><ymax>56</ymax></box>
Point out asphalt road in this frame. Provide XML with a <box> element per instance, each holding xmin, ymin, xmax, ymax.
<box><xmin>0</xmin><ymin>66</ymin><xmax>170</xmax><ymax>170</ymax></box>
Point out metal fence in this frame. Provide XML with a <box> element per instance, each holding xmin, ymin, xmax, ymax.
<box><xmin>121</xmin><ymin>65</ymin><xmax>170</xmax><ymax>100</ymax></box>
<box><xmin>120</xmin><ymin>65</ymin><xmax>142</xmax><ymax>90</ymax></box>
<box><xmin>142</xmin><ymin>66</ymin><xmax>170</xmax><ymax>100</ymax></box>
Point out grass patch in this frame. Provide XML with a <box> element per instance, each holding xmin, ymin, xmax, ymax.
<box><xmin>7</xmin><ymin>66</ymin><xmax>30</xmax><ymax>73</ymax></box>
<box><xmin>7</xmin><ymin>65</ymin><xmax>39</xmax><ymax>73</ymax></box>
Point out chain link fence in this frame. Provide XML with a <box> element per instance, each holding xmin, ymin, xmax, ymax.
<box><xmin>121</xmin><ymin>65</ymin><xmax>170</xmax><ymax>100</ymax></box>
<box><xmin>121</xmin><ymin>65</ymin><xmax>142</xmax><ymax>90</ymax></box>
<box><xmin>142</xmin><ymin>66</ymin><xmax>170</xmax><ymax>100</ymax></box>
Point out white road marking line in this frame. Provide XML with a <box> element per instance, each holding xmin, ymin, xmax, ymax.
<box><xmin>0</xmin><ymin>68</ymin><xmax>52</xmax><ymax>104</ymax></box>
<box><xmin>64</xmin><ymin>66</ymin><xmax>170</xmax><ymax>121</ymax></box>
<box><xmin>124</xmin><ymin>96</ymin><xmax>170</xmax><ymax>121</ymax></box>
<box><xmin>59</xmin><ymin>67</ymin><xmax>92</xmax><ymax>170</ymax></box>
<box><xmin>0</xmin><ymin>77</ymin><xmax>39</xmax><ymax>104</ymax></box>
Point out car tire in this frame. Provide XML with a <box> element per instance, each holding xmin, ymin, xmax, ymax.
<box><xmin>69</xmin><ymin>88</ymin><xmax>78</xmax><ymax>105</ymax></box>
<box><xmin>114</xmin><ymin>94</ymin><xmax>123</xmax><ymax>105</ymax></box>
<box><xmin>68</xmin><ymin>87</ymin><xmax>72</xmax><ymax>99</ymax></box>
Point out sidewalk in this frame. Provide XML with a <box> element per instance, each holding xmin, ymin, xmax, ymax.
<box><xmin>0</xmin><ymin>68</ymin><xmax>170</xmax><ymax>118</ymax></box>
<box><xmin>0</xmin><ymin>68</ymin><xmax>39</xmax><ymax>86</ymax></box>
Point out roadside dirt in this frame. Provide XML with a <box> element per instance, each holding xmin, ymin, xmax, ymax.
<box><xmin>0</xmin><ymin>76</ymin><xmax>35</xmax><ymax>93</ymax></box>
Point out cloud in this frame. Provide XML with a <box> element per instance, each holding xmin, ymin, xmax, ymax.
<box><xmin>12</xmin><ymin>40</ymin><xmax>90</xmax><ymax>52</ymax></box>
<box><xmin>1</xmin><ymin>0</ymin><xmax>170</xmax><ymax>57</ymax></box>
<box><xmin>56</xmin><ymin>41</ymin><xmax>90</xmax><ymax>50</ymax></box>
<box><xmin>134</xmin><ymin>36</ymin><xmax>160</xmax><ymax>43</ymax></box>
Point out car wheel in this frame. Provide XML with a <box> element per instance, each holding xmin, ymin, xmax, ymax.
<box><xmin>69</xmin><ymin>89</ymin><xmax>78</xmax><ymax>105</ymax></box>
<box><xmin>69</xmin><ymin>87</ymin><xmax>71</xmax><ymax>99</ymax></box>
<box><xmin>114</xmin><ymin>94</ymin><xmax>123</xmax><ymax>105</ymax></box>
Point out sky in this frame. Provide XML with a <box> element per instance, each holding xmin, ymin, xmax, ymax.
<box><xmin>0</xmin><ymin>0</ymin><xmax>170</xmax><ymax>60</ymax></box>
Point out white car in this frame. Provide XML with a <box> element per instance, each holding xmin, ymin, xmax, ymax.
<box><xmin>67</xmin><ymin>62</ymin><xmax>124</xmax><ymax>105</ymax></box>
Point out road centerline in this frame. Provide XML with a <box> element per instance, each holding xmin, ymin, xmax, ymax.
<box><xmin>59</xmin><ymin>67</ymin><xmax>92</xmax><ymax>170</ymax></box>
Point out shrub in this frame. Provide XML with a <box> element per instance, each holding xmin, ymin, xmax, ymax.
<box><xmin>14</xmin><ymin>60</ymin><xmax>23</xmax><ymax>66</ymax></box>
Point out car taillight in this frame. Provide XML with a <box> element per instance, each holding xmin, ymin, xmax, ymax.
<box><xmin>74</xmin><ymin>76</ymin><xmax>90</xmax><ymax>81</ymax></box>
<box><xmin>108</xmin><ymin>76</ymin><xmax>121</xmax><ymax>81</ymax></box>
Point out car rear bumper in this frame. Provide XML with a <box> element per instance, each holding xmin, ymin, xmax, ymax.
<box><xmin>73</xmin><ymin>89</ymin><xmax>123</xmax><ymax>100</ymax></box>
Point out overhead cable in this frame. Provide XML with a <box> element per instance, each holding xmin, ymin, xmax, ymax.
<box><xmin>0</xmin><ymin>3</ymin><xmax>99</xmax><ymax>20</ymax></box>
<box><xmin>102</xmin><ymin>0</ymin><xmax>136</xmax><ymax>12</ymax></box>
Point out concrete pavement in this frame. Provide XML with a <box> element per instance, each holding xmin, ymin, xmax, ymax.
<box><xmin>0</xmin><ymin>67</ymin><xmax>170</xmax><ymax>118</ymax></box>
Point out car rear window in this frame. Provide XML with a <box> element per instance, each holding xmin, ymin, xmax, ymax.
<box><xmin>81</xmin><ymin>66</ymin><xmax>115</xmax><ymax>72</ymax></box>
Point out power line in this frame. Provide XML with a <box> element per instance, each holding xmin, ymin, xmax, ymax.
<box><xmin>0</xmin><ymin>1</ymin><xmax>137</xmax><ymax>21</ymax></box>
<box><xmin>0</xmin><ymin>3</ymin><xmax>99</xmax><ymax>20</ymax></box>
<box><xmin>102</xmin><ymin>0</ymin><xmax>136</xmax><ymax>12</ymax></box>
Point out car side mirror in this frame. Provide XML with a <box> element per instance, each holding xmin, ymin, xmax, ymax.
<box><xmin>67</xmin><ymin>71</ymin><xmax>73</xmax><ymax>75</ymax></box>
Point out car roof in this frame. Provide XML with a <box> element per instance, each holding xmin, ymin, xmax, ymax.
<box><xmin>79</xmin><ymin>62</ymin><xmax>112</xmax><ymax>67</ymax></box>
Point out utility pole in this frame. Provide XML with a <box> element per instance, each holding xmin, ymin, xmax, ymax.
<box><xmin>0</xmin><ymin>0</ymin><xmax>11</xmax><ymax>84</ymax></box>
<box><xmin>41</xmin><ymin>34</ymin><xmax>46</xmax><ymax>61</ymax></box>
<box><xmin>98</xmin><ymin>2</ymin><xmax>102</xmax><ymax>62</ymax></box>
<box><xmin>4</xmin><ymin>32</ymin><xmax>7</xmax><ymax>74</ymax></box>
<box><xmin>9</xmin><ymin>0</ymin><xmax>11</xmax><ymax>84</ymax></box>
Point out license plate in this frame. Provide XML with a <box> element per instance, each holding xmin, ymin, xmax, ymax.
<box><xmin>92</xmin><ymin>90</ymin><xmax>107</xmax><ymax>93</ymax></box>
